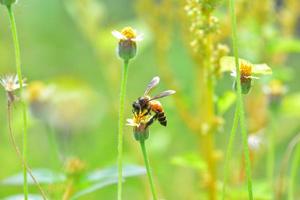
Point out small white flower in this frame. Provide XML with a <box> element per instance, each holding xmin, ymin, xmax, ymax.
<box><xmin>112</xmin><ymin>27</ymin><xmax>143</xmax><ymax>42</ymax></box>
<box><xmin>0</xmin><ymin>74</ymin><xmax>26</xmax><ymax>92</ymax></box>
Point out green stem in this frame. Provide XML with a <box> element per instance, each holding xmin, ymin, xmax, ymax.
<box><xmin>222</xmin><ymin>104</ymin><xmax>239</xmax><ymax>199</ymax></box>
<box><xmin>117</xmin><ymin>60</ymin><xmax>129</xmax><ymax>200</ymax></box>
<box><xmin>229</xmin><ymin>0</ymin><xmax>253</xmax><ymax>199</ymax></box>
<box><xmin>7</xmin><ymin>5</ymin><xmax>29</xmax><ymax>200</ymax></box>
<box><xmin>140</xmin><ymin>140</ymin><xmax>158</xmax><ymax>200</ymax></box>
<box><xmin>288</xmin><ymin>143</ymin><xmax>300</xmax><ymax>200</ymax></box>
<box><xmin>267</xmin><ymin>111</ymin><xmax>275</xmax><ymax>197</ymax></box>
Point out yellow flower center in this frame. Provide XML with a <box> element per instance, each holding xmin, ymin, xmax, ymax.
<box><xmin>121</xmin><ymin>27</ymin><xmax>136</xmax><ymax>39</ymax></box>
<box><xmin>240</xmin><ymin>61</ymin><xmax>252</xmax><ymax>77</ymax></box>
<box><xmin>269</xmin><ymin>80</ymin><xmax>285</xmax><ymax>96</ymax></box>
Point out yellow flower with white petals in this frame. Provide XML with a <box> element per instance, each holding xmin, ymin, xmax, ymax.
<box><xmin>112</xmin><ymin>27</ymin><xmax>143</xmax><ymax>61</ymax></box>
<box><xmin>220</xmin><ymin>56</ymin><xmax>272</xmax><ymax>94</ymax></box>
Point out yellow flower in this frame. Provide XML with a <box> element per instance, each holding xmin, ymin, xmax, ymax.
<box><xmin>220</xmin><ymin>56</ymin><xmax>272</xmax><ymax>78</ymax></box>
<box><xmin>112</xmin><ymin>27</ymin><xmax>143</xmax><ymax>61</ymax></box>
<box><xmin>112</xmin><ymin>27</ymin><xmax>143</xmax><ymax>42</ymax></box>
<box><xmin>127</xmin><ymin>112</ymin><xmax>151</xmax><ymax>141</ymax></box>
<box><xmin>220</xmin><ymin>56</ymin><xmax>272</xmax><ymax>94</ymax></box>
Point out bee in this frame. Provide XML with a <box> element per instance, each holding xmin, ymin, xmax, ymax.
<box><xmin>132</xmin><ymin>76</ymin><xmax>175</xmax><ymax>128</ymax></box>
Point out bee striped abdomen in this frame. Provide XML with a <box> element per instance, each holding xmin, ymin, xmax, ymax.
<box><xmin>157</xmin><ymin>112</ymin><xmax>167</xmax><ymax>126</ymax></box>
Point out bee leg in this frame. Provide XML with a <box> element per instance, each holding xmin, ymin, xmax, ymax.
<box><xmin>145</xmin><ymin>113</ymin><xmax>158</xmax><ymax>128</ymax></box>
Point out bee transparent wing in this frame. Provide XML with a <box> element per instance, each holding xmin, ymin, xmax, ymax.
<box><xmin>150</xmin><ymin>90</ymin><xmax>176</xmax><ymax>101</ymax></box>
<box><xmin>144</xmin><ymin>76</ymin><xmax>160</xmax><ymax>96</ymax></box>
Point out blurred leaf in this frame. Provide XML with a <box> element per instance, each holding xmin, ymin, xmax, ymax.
<box><xmin>268</xmin><ymin>38</ymin><xmax>300</xmax><ymax>53</ymax></box>
<box><xmin>281</xmin><ymin>93</ymin><xmax>300</xmax><ymax>118</ymax></box>
<box><xmin>217</xmin><ymin>91</ymin><xmax>236</xmax><ymax>115</ymax></box>
<box><xmin>70</xmin><ymin>178</ymin><xmax>118</xmax><ymax>200</ymax></box>
<box><xmin>3</xmin><ymin>194</ymin><xmax>43</xmax><ymax>200</ymax></box>
<box><xmin>68</xmin><ymin>165</ymin><xmax>145</xmax><ymax>199</ymax></box>
<box><xmin>84</xmin><ymin>165</ymin><xmax>146</xmax><ymax>183</ymax></box>
<box><xmin>171</xmin><ymin>152</ymin><xmax>206</xmax><ymax>171</ymax></box>
<box><xmin>1</xmin><ymin>169</ymin><xmax>65</xmax><ymax>185</ymax></box>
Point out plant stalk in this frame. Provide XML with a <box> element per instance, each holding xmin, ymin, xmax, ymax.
<box><xmin>117</xmin><ymin>59</ymin><xmax>129</xmax><ymax>200</ymax></box>
<box><xmin>7</xmin><ymin>5</ymin><xmax>29</xmax><ymax>200</ymax></box>
<box><xmin>140</xmin><ymin>140</ymin><xmax>158</xmax><ymax>200</ymax></box>
<box><xmin>229</xmin><ymin>0</ymin><xmax>253</xmax><ymax>199</ymax></box>
<box><xmin>222</xmin><ymin>104</ymin><xmax>239</xmax><ymax>199</ymax></box>
<box><xmin>288</xmin><ymin>142</ymin><xmax>300</xmax><ymax>200</ymax></box>
<box><xmin>7</xmin><ymin>105</ymin><xmax>47</xmax><ymax>200</ymax></box>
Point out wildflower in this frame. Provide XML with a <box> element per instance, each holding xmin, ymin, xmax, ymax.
<box><xmin>220</xmin><ymin>56</ymin><xmax>272</xmax><ymax>94</ymax></box>
<box><xmin>127</xmin><ymin>114</ymin><xmax>151</xmax><ymax>141</ymax></box>
<box><xmin>0</xmin><ymin>74</ymin><xmax>26</xmax><ymax>104</ymax></box>
<box><xmin>64</xmin><ymin>157</ymin><xmax>86</xmax><ymax>178</ymax></box>
<box><xmin>112</xmin><ymin>27</ymin><xmax>143</xmax><ymax>61</ymax></box>
<box><xmin>0</xmin><ymin>0</ymin><xmax>17</xmax><ymax>6</ymax></box>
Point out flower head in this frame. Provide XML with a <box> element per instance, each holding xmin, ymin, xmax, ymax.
<box><xmin>1</xmin><ymin>74</ymin><xmax>26</xmax><ymax>104</ymax></box>
<box><xmin>127</xmin><ymin>112</ymin><xmax>151</xmax><ymax>141</ymax></box>
<box><xmin>0</xmin><ymin>74</ymin><xmax>25</xmax><ymax>92</ymax></box>
<box><xmin>248</xmin><ymin>134</ymin><xmax>263</xmax><ymax>152</ymax></box>
<box><xmin>64</xmin><ymin>157</ymin><xmax>86</xmax><ymax>178</ymax></box>
<box><xmin>220</xmin><ymin>56</ymin><xmax>272</xmax><ymax>94</ymax></box>
<box><xmin>112</xmin><ymin>27</ymin><xmax>143</xmax><ymax>61</ymax></box>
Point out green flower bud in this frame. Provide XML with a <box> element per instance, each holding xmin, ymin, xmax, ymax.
<box><xmin>118</xmin><ymin>40</ymin><xmax>137</xmax><ymax>61</ymax></box>
<box><xmin>112</xmin><ymin>27</ymin><xmax>143</xmax><ymax>62</ymax></box>
<box><xmin>133</xmin><ymin>123</ymin><xmax>149</xmax><ymax>142</ymax></box>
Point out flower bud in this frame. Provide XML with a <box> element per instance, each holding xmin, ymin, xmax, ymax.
<box><xmin>133</xmin><ymin>123</ymin><xmax>149</xmax><ymax>142</ymax></box>
<box><xmin>118</xmin><ymin>39</ymin><xmax>137</xmax><ymax>61</ymax></box>
<box><xmin>0</xmin><ymin>0</ymin><xmax>17</xmax><ymax>6</ymax></box>
<box><xmin>112</xmin><ymin>27</ymin><xmax>143</xmax><ymax>61</ymax></box>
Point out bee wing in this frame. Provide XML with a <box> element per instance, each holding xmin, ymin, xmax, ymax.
<box><xmin>150</xmin><ymin>90</ymin><xmax>176</xmax><ymax>101</ymax></box>
<box><xmin>144</xmin><ymin>76</ymin><xmax>160</xmax><ymax>96</ymax></box>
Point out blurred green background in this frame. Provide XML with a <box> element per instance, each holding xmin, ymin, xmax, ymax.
<box><xmin>0</xmin><ymin>0</ymin><xmax>300</xmax><ymax>199</ymax></box>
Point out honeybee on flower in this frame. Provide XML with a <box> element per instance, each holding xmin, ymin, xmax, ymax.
<box><xmin>112</xmin><ymin>27</ymin><xmax>143</xmax><ymax>61</ymax></box>
<box><xmin>127</xmin><ymin>76</ymin><xmax>175</xmax><ymax>141</ymax></box>
<box><xmin>0</xmin><ymin>74</ymin><xmax>26</xmax><ymax>104</ymax></box>
<box><xmin>220</xmin><ymin>56</ymin><xmax>272</xmax><ymax>94</ymax></box>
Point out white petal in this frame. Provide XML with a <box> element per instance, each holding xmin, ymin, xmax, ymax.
<box><xmin>252</xmin><ymin>64</ymin><xmax>272</xmax><ymax>75</ymax></box>
<box><xmin>132</xmin><ymin>34</ymin><xmax>143</xmax><ymax>42</ymax></box>
<box><xmin>112</xmin><ymin>30</ymin><xmax>126</xmax><ymax>40</ymax></box>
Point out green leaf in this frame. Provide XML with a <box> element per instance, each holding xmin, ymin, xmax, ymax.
<box><xmin>217</xmin><ymin>91</ymin><xmax>236</xmax><ymax>115</ymax></box>
<box><xmin>84</xmin><ymin>165</ymin><xmax>146</xmax><ymax>183</ymax></box>
<box><xmin>69</xmin><ymin>165</ymin><xmax>145</xmax><ymax>199</ymax></box>
<box><xmin>3</xmin><ymin>194</ymin><xmax>43</xmax><ymax>200</ymax></box>
<box><xmin>70</xmin><ymin>178</ymin><xmax>118</xmax><ymax>200</ymax></box>
<box><xmin>171</xmin><ymin>152</ymin><xmax>206</xmax><ymax>171</ymax></box>
<box><xmin>268</xmin><ymin>38</ymin><xmax>300</xmax><ymax>53</ymax></box>
<box><xmin>1</xmin><ymin>169</ymin><xmax>66</xmax><ymax>185</ymax></box>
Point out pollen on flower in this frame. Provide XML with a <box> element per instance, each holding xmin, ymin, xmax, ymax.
<box><xmin>121</xmin><ymin>27</ymin><xmax>137</xmax><ymax>40</ymax></box>
<box><xmin>240</xmin><ymin>61</ymin><xmax>252</xmax><ymax>78</ymax></box>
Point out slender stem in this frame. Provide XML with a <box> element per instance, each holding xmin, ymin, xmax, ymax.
<box><xmin>7</xmin><ymin>105</ymin><xmax>47</xmax><ymax>200</ymax></box>
<box><xmin>140</xmin><ymin>140</ymin><xmax>158</xmax><ymax>200</ymax></box>
<box><xmin>222</xmin><ymin>104</ymin><xmax>239</xmax><ymax>199</ymax></box>
<box><xmin>117</xmin><ymin>60</ymin><xmax>129</xmax><ymax>200</ymax></box>
<box><xmin>7</xmin><ymin>5</ymin><xmax>29</xmax><ymax>200</ymax></box>
<box><xmin>267</xmin><ymin>111</ymin><xmax>275</xmax><ymax>197</ymax></box>
<box><xmin>288</xmin><ymin>143</ymin><xmax>300</xmax><ymax>200</ymax></box>
<box><xmin>229</xmin><ymin>0</ymin><xmax>253</xmax><ymax>199</ymax></box>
